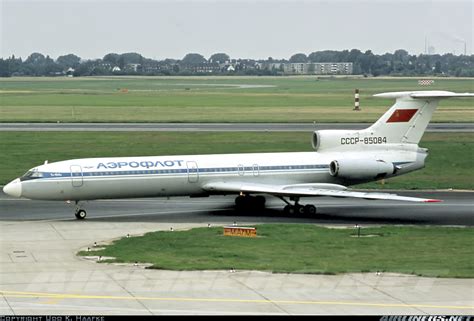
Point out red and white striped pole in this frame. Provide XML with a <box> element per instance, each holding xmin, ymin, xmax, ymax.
<box><xmin>353</xmin><ymin>89</ymin><xmax>360</xmax><ymax>111</ymax></box>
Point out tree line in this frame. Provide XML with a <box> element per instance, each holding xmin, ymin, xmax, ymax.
<box><xmin>0</xmin><ymin>49</ymin><xmax>473</xmax><ymax>77</ymax></box>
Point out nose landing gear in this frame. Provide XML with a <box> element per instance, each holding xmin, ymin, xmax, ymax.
<box><xmin>74</xmin><ymin>201</ymin><xmax>87</xmax><ymax>220</ymax></box>
<box><xmin>75</xmin><ymin>209</ymin><xmax>87</xmax><ymax>220</ymax></box>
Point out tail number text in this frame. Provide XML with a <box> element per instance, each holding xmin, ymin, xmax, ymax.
<box><xmin>341</xmin><ymin>137</ymin><xmax>387</xmax><ymax>145</ymax></box>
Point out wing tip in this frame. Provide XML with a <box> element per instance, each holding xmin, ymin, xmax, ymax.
<box><xmin>424</xmin><ymin>199</ymin><xmax>443</xmax><ymax>203</ymax></box>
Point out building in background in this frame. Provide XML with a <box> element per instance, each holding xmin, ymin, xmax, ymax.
<box><xmin>283</xmin><ymin>62</ymin><xmax>353</xmax><ymax>75</ymax></box>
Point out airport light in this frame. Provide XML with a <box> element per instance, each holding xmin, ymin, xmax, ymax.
<box><xmin>355</xmin><ymin>224</ymin><xmax>361</xmax><ymax>237</ymax></box>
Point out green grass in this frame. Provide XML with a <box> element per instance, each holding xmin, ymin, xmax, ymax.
<box><xmin>1</xmin><ymin>76</ymin><xmax>473</xmax><ymax>122</ymax></box>
<box><xmin>78</xmin><ymin>224</ymin><xmax>474</xmax><ymax>278</ymax></box>
<box><xmin>0</xmin><ymin>131</ymin><xmax>472</xmax><ymax>189</ymax></box>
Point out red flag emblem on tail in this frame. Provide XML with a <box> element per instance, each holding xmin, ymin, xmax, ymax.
<box><xmin>386</xmin><ymin>109</ymin><xmax>418</xmax><ymax>123</ymax></box>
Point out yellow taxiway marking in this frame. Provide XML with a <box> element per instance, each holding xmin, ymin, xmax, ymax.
<box><xmin>1</xmin><ymin>290</ymin><xmax>473</xmax><ymax>311</ymax></box>
<box><xmin>41</xmin><ymin>298</ymin><xmax>62</xmax><ymax>305</ymax></box>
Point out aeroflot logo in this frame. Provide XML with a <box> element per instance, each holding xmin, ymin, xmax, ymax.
<box><xmin>386</xmin><ymin>109</ymin><xmax>418</xmax><ymax>123</ymax></box>
<box><xmin>97</xmin><ymin>160</ymin><xmax>184</xmax><ymax>169</ymax></box>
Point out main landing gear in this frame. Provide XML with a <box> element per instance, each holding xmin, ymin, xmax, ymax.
<box><xmin>234</xmin><ymin>194</ymin><xmax>317</xmax><ymax>215</ymax></box>
<box><xmin>281</xmin><ymin>196</ymin><xmax>317</xmax><ymax>215</ymax></box>
<box><xmin>74</xmin><ymin>201</ymin><xmax>87</xmax><ymax>220</ymax></box>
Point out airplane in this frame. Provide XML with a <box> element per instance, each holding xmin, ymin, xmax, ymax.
<box><xmin>3</xmin><ymin>90</ymin><xmax>473</xmax><ymax>220</ymax></box>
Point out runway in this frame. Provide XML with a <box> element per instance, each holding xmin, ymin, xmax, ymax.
<box><xmin>1</xmin><ymin>191</ymin><xmax>473</xmax><ymax>225</ymax></box>
<box><xmin>1</xmin><ymin>191</ymin><xmax>473</xmax><ymax>315</ymax></box>
<box><xmin>1</xmin><ymin>122</ymin><xmax>473</xmax><ymax>132</ymax></box>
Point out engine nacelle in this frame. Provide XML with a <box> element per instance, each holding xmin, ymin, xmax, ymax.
<box><xmin>312</xmin><ymin>130</ymin><xmax>360</xmax><ymax>151</ymax></box>
<box><xmin>329</xmin><ymin>159</ymin><xmax>395</xmax><ymax>180</ymax></box>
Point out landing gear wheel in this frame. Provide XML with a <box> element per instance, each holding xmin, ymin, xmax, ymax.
<box><xmin>296</xmin><ymin>205</ymin><xmax>305</xmax><ymax>215</ymax></box>
<box><xmin>303</xmin><ymin>204</ymin><xmax>317</xmax><ymax>215</ymax></box>
<box><xmin>283</xmin><ymin>204</ymin><xmax>292</xmax><ymax>215</ymax></box>
<box><xmin>254</xmin><ymin>195</ymin><xmax>266</xmax><ymax>209</ymax></box>
<box><xmin>235</xmin><ymin>195</ymin><xmax>246</xmax><ymax>210</ymax></box>
<box><xmin>280</xmin><ymin>196</ymin><xmax>317</xmax><ymax>216</ymax></box>
<box><xmin>75</xmin><ymin>209</ymin><xmax>87</xmax><ymax>220</ymax></box>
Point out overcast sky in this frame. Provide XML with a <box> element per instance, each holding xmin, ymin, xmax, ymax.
<box><xmin>1</xmin><ymin>0</ymin><xmax>472</xmax><ymax>60</ymax></box>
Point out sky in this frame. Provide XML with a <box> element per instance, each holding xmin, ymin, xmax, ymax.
<box><xmin>1</xmin><ymin>0</ymin><xmax>472</xmax><ymax>60</ymax></box>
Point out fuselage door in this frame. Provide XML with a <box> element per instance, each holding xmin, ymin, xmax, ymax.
<box><xmin>70</xmin><ymin>165</ymin><xmax>83</xmax><ymax>187</ymax></box>
<box><xmin>252</xmin><ymin>164</ymin><xmax>259</xmax><ymax>176</ymax></box>
<box><xmin>186</xmin><ymin>161</ymin><xmax>199</xmax><ymax>183</ymax></box>
<box><xmin>237</xmin><ymin>164</ymin><xmax>245</xmax><ymax>176</ymax></box>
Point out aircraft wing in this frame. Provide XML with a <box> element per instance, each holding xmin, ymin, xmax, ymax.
<box><xmin>202</xmin><ymin>182</ymin><xmax>442</xmax><ymax>203</ymax></box>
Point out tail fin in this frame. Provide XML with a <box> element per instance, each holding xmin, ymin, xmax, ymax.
<box><xmin>312</xmin><ymin>91</ymin><xmax>472</xmax><ymax>152</ymax></box>
<box><xmin>367</xmin><ymin>91</ymin><xmax>474</xmax><ymax>144</ymax></box>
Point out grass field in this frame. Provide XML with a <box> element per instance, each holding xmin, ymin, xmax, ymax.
<box><xmin>78</xmin><ymin>224</ymin><xmax>474</xmax><ymax>278</ymax></box>
<box><xmin>1</xmin><ymin>76</ymin><xmax>473</xmax><ymax>122</ymax></box>
<box><xmin>0</xmin><ymin>131</ymin><xmax>472</xmax><ymax>189</ymax></box>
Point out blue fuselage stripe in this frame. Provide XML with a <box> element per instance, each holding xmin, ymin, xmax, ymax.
<box><xmin>30</xmin><ymin>164</ymin><xmax>331</xmax><ymax>181</ymax></box>
<box><xmin>25</xmin><ymin>161</ymin><xmax>412</xmax><ymax>181</ymax></box>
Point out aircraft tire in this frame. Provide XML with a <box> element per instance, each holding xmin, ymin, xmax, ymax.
<box><xmin>283</xmin><ymin>205</ymin><xmax>294</xmax><ymax>215</ymax></box>
<box><xmin>296</xmin><ymin>205</ymin><xmax>305</xmax><ymax>215</ymax></box>
<box><xmin>235</xmin><ymin>196</ymin><xmax>246</xmax><ymax>209</ymax></box>
<box><xmin>254</xmin><ymin>195</ymin><xmax>266</xmax><ymax>209</ymax></box>
<box><xmin>303</xmin><ymin>204</ymin><xmax>317</xmax><ymax>215</ymax></box>
<box><xmin>75</xmin><ymin>209</ymin><xmax>87</xmax><ymax>220</ymax></box>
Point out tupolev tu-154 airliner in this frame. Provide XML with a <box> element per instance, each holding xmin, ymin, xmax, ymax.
<box><xmin>3</xmin><ymin>90</ymin><xmax>473</xmax><ymax>219</ymax></box>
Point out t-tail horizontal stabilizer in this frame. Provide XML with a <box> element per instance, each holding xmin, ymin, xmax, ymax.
<box><xmin>368</xmin><ymin>90</ymin><xmax>474</xmax><ymax>144</ymax></box>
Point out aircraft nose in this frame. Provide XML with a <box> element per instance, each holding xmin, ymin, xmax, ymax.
<box><xmin>3</xmin><ymin>178</ymin><xmax>22</xmax><ymax>198</ymax></box>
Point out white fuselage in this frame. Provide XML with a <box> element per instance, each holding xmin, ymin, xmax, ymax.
<box><xmin>12</xmin><ymin>147</ymin><xmax>425</xmax><ymax>201</ymax></box>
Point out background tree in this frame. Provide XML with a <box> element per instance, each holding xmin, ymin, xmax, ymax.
<box><xmin>308</xmin><ymin>50</ymin><xmax>339</xmax><ymax>62</ymax></box>
<box><xmin>0</xmin><ymin>59</ymin><xmax>10</xmax><ymax>77</ymax></box>
<box><xmin>57</xmin><ymin>54</ymin><xmax>81</xmax><ymax>69</ymax></box>
<box><xmin>23</xmin><ymin>53</ymin><xmax>47</xmax><ymax>75</ymax></box>
<box><xmin>359</xmin><ymin>50</ymin><xmax>375</xmax><ymax>75</ymax></box>
<box><xmin>24</xmin><ymin>52</ymin><xmax>46</xmax><ymax>64</ymax></box>
<box><xmin>0</xmin><ymin>49</ymin><xmax>472</xmax><ymax>77</ymax></box>
<box><xmin>434</xmin><ymin>61</ymin><xmax>442</xmax><ymax>74</ymax></box>
<box><xmin>181</xmin><ymin>53</ymin><xmax>207</xmax><ymax>64</ymax></box>
<box><xmin>73</xmin><ymin>60</ymin><xmax>95</xmax><ymax>76</ymax></box>
<box><xmin>121</xmin><ymin>52</ymin><xmax>143</xmax><ymax>64</ymax></box>
<box><xmin>289</xmin><ymin>53</ymin><xmax>307</xmax><ymax>63</ymax></box>
<box><xmin>209</xmin><ymin>53</ymin><xmax>230</xmax><ymax>63</ymax></box>
<box><xmin>0</xmin><ymin>55</ymin><xmax>23</xmax><ymax>77</ymax></box>
<box><xmin>44</xmin><ymin>55</ymin><xmax>62</xmax><ymax>74</ymax></box>
<box><xmin>103</xmin><ymin>53</ymin><xmax>120</xmax><ymax>66</ymax></box>
<box><xmin>118</xmin><ymin>56</ymin><xmax>125</xmax><ymax>69</ymax></box>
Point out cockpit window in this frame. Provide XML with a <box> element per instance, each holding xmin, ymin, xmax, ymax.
<box><xmin>20</xmin><ymin>170</ymin><xmax>44</xmax><ymax>181</ymax></box>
